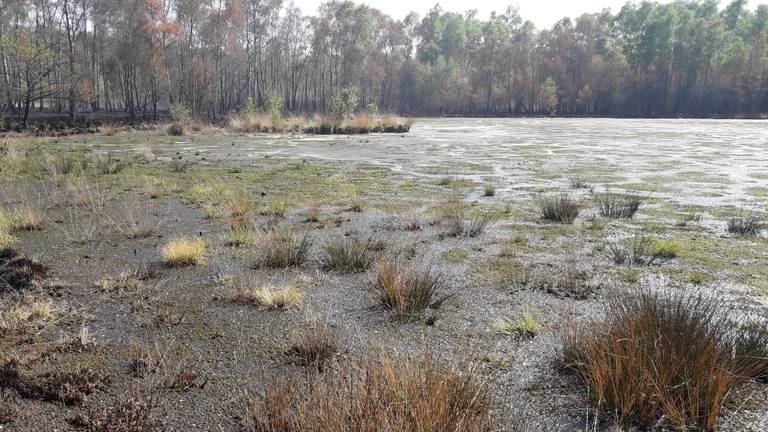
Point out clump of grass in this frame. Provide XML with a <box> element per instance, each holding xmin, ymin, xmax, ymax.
<box><xmin>231</xmin><ymin>284</ymin><xmax>302</xmax><ymax>310</ymax></box>
<box><xmin>727</xmin><ymin>210</ymin><xmax>764</xmax><ymax>236</ymax></box>
<box><xmin>439</xmin><ymin>196</ymin><xmax>495</xmax><ymax>238</ymax></box>
<box><xmin>229</xmin><ymin>113</ymin><xmax>269</xmax><ymax>133</ymax></box>
<box><xmin>594</xmin><ymin>192</ymin><xmax>643</xmax><ymax>219</ymax></box>
<box><xmin>95</xmin><ymin>272</ymin><xmax>141</xmax><ymax>294</ymax></box>
<box><xmin>226</xmin><ymin>195</ymin><xmax>255</xmax><ymax>230</ymax></box>
<box><xmin>93</xmin><ymin>154</ymin><xmax>130</xmax><ymax>175</ymax></box>
<box><xmin>161</xmin><ymin>238</ymin><xmax>206</xmax><ymax>266</ymax></box>
<box><xmin>0</xmin><ymin>297</ymin><xmax>61</xmax><ymax>332</ymax></box>
<box><xmin>0</xmin><ymin>359</ymin><xmax>106</xmax><ymax>405</ymax></box>
<box><xmin>167</xmin><ymin>122</ymin><xmax>185</xmax><ymax>136</ymax></box>
<box><xmin>255</xmin><ymin>231</ymin><xmax>311</xmax><ymax>268</ymax></box>
<box><xmin>242</xmin><ymin>351</ymin><xmax>492</xmax><ymax>432</ymax></box>
<box><xmin>286</xmin><ymin>319</ymin><xmax>338</xmax><ymax>371</ymax></box>
<box><xmin>100</xmin><ymin>123</ymin><xmax>116</xmax><ymax>136</ymax></box>
<box><xmin>569</xmin><ymin>177</ymin><xmax>588</xmax><ymax>189</ymax></box>
<box><xmin>492</xmin><ymin>309</ymin><xmax>542</xmax><ymax>339</ymax></box>
<box><xmin>605</xmin><ymin>235</ymin><xmax>676</xmax><ymax>266</ymax></box>
<box><xmin>320</xmin><ymin>236</ymin><xmax>376</xmax><ymax>272</ymax></box>
<box><xmin>374</xmin><ymin>258</ymin><xmax>449</xmax><ymax>319</ymax></box>
<box><xmin>304</xmin><ymin>201</ymin><xmax>321</xmax><ymax>222</ymax></box>
<box><xmin>224</xmin><ymin>227</ymin><xmax>259</xmax><ymax>247</ymax></box>
<box><xmin>652</xmin><ymin>238</ymin><xmax>681</xmax><ymax>259</ymax></box>
<box><xmin>0</xmin><ymin>206</ymin><xmax>43</xmax><ymax>232</ymax></box>
<box><xmin>483</xmin><ymin>183</ymin><xmax>496</xmax><ymax>197</ymax></box>
<box><xmin>0</xmin><ymin>248</ymin><xmax>47</xmax><ymax>293</ymax></box>
<box><xmin>537</xmin><ymin>194</ymin><xmax>581</xmax><ymax>223</ymax></box>
<box><xmin>563</xmin><ymin>289</ymin><xmax>768</xmax><ymax>430</ymax></box>
<box><xmin>68</xmin><ymin>387</ymin><xmax>164</xmax><ymax>432</ymax></box>
<box><xmin>539</xmin><ymin>261</ymin><xmax>599</xmax><ymax>299</ymax></box>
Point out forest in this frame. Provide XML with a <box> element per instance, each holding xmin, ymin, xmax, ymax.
<box><xmin>1</xmin><ymin>0</ymin><xmax>768</xmax><ymax>123</ymax></box>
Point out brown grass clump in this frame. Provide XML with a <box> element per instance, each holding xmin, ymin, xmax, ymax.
<box><xmin>100</xmin><ymin>123</ymin><xmax>116</xmax><ymax>136</ymax></box>
<box><xmin>189</xmin><ymin>119</ymin><xmax>207</xmax><ymax>132</ymax></box>
<box><xmin>167</xmin><ymin>122</ymin><xmax>185</xmax><ymax>136</ymax></box>
<box><xmin>230</xmin><ymin>113</ymin><xmax>269</xmax><ymax>133</ymax></box>
<box><xmin>374</xmin><ymin>258</ymin><xmax>449</xmax><ymax>319</ymax></box>
<box><xmin>286</xmin><ymin>320</ymin><xmax>338</xmax><ymax>371</ymax></box>
<box><xmin>161</xmin><ymin>238</ymin><xmax>206</xmax><ymax>266</ymax></box>
<box><xmin>0</xmin><ymin>297</ymin><xmax>61</xmax><ymax>332</ymax></box>
<box><xmin>0</xmin><ymin>359</ymin><xmax>107</xmax><ymax>405</ymax></box>
<box><xmin>68</xmin><ymin>387</ymin><xmax>164</xmax><ymax>431</ymax></box>
<box><xmin>242</xmin><ymin>351</ymin><xmax>493</xmax><ymax>432</ymax></box>
<box><xmin>0</xmin><ymin>206</ymin><xmax>43</xmax><ymax>232</ymax></box>
<box><xmin>563</xmin><ymin>289</ymin><xmax>768</xmax><ymax>430</ymax></box>
<box><xmin>0</xmin><ymin>248</ymin><xmax>47</xmax><ymax>293</ymax></box>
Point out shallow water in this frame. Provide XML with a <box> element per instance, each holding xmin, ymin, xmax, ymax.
<box><xmin>109</xmin><ymin>118</ymin><xmax>768</xmax><ymax>210</ymax></box>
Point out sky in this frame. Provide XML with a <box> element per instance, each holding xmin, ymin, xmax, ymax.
<box><xmin>291</xmin><ymin>0</ymin><xmax>768</xmax><ymax>28</ymax></box>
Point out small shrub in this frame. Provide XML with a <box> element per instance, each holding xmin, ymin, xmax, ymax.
<box><xmin>167</xmin><ymin>122</ymin><xmax>185</xmax><ymax>136</ymax></box>
<box><xmin>320</xmin><ymin>236</ymin><xmax>376</xmax><ymax>272</ymax></box>
<box><xmin>374</xmin><ymin>258</ymin><xmax>449</xmax><ymax>319</ymax></box>
<box><xmin>727</xmin><ymin>210</ymin><xmax>764</xmax><ymax>236</ymax></box>
<box><xmin>594</xmin><ymin>192</ymin><xmax>643</xmax><ymax>219</ymax></box>
<box><xmin>68</xmin><ymin>387</ymin><xmax>164</xmax><ymax>432</ymax></box>
<box><xmin>537</xmin><ymin>194</ymin><xmax>581</xmax><ymax>223</ymax></box>
<box><xmin>242</xmin><ymin>351</ymin><xmax>493</xmax><ymax>432</ymax></box>
<box><xmin>286</xmin><ymin>320</ymin><xmax>338</xmax><ymax>371</ymax></box>
<box><xmin>162</xmin><ymin>238</ymin><xmax>206</xmax><ymax>266</ymax></box>
<box><xmin>563</xmin><ymin>289</ymin><xmax>768</xmax><ymax>430</ymax></box>
<box><xmin>231</xmin><ymin>284</ymin><xmax>302</xmax><ymax>310</ymax></box>
<box><xmin>255</xmin><ymin>231</ymin><xmax>311</xmax><ymax>268</ymax></box>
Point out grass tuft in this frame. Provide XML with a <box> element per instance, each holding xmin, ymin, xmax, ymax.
<box><xmin>563</xmin><ymin>288</ymin><xmax>768</xmax><ymax>430</ymax></box>
<box><xmin>255</xmin><ymin>231</ymin><xmax>311</xmax><ymax>268</ymax></box>
<box><xmin>594</xmin><ymin>192</ymin><xmax>643</xmax><ymax>219</ymax></box>
<box><xmin>231</xmin><ymin>284</ymin><xmax>303</xmax><ymax>310</ymax></box>
<box><xmin>537</xmin><ymin>194</ymin><xmax>581</xmax><ymax>223</ymax></box>
<box><xmin>242</xmin><ymin>351</ymin><xmax>493</xmax><ymax>432</ymax></box>
<box><xmin>727</xmin><ymin>210</ymin><xmax>764</xmax><ymax>236</ymax></box>
<box><xmin>374</xmin><ymin>258</ymin><xmax>449</xmax><ymax>319</ymax></box>
<box><xmin>320</xmin><ymin>236</ymin><xmax>376</xmax><ymax>272</ymax></box>
<box><xmin>162</xmin><ymin>238</ymin><xmax>206</xmax><ymax>266</ymax></box>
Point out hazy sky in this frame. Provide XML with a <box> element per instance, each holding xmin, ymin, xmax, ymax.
<box><xmin>291</xmin><ymin>0</ymin><xmax>768</xmax><ymax>28</ymax></box>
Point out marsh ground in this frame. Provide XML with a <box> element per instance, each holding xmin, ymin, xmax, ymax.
<box><xmin>1</xmin><ymin>118</ymin><xmax>767</xmax><ymax>431</ymax></box>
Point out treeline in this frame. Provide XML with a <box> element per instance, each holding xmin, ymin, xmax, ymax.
<box><xmin>1</xmin><ymin>0</ymin><xmax>767</xmax><ymax>124</ymax></box>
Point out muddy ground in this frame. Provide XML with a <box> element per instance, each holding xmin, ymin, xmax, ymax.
<box><xmin>0</xmin><ymin>119</ymin><xmax>767</xmax><ymax>431</ymax></box>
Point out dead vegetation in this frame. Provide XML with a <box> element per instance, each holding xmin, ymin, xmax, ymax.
<box><xmin>0</xmin><ymin>359</ymin><xmax>107</xmax><ymax>405</ymax></box>
<box><xmin>68</xmin><ymin>387</ymin><xmax>164</xmax><ymax>431</ymax></box>
<box><xmin>285</xmin><ymin>319</ymin><xmax>338</xmax><ymax>371</ymax></box>
<box><xmin>242</xmin><ymin>351</ymin><xmax>493</xmax><ymax>432</ymax></box>
<box><xmin>0</xmin><ymin>248</ymin><xmax>47</xmax><ymax>293</ymax></box>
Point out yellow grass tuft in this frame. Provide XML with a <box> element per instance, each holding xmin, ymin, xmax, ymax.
<box><xmin>162</xmin><ymin>237</ymin><xmax>206</xmax><ymax>266</ymax></box>
<box><xmin>232</xmin><ymin>284</ymin><xmax>302</xmax><ymax>309</ymax></box>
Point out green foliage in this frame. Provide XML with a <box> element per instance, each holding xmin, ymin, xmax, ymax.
<box><xmin>264</xmin><ymin>90</ymin><xmax>284</xmax><ymax>129</ymax></box>
<box><xmin>170</xmin><ymin>103</ymin><xmax>190</xmax><ymax>123</ymax></box>
<box><xmin>331</xmin><ymin>86</ymin><xmax>359</xmax><ymax>122</ymax></box>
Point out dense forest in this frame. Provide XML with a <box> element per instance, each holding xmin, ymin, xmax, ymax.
<box><xmin>1</xmin><ymin>0</ymin><xmax>768</xmax><ymax>122</ymax></box>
